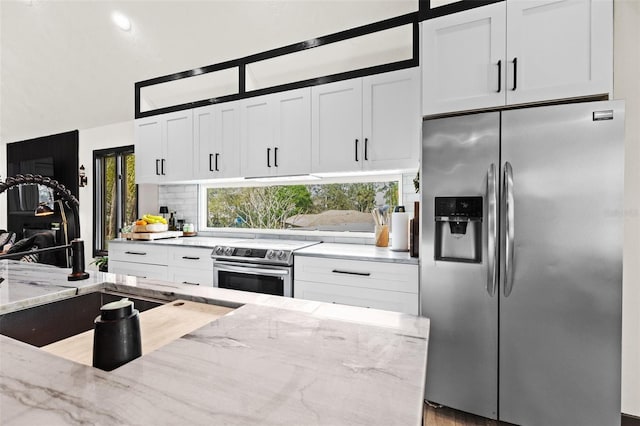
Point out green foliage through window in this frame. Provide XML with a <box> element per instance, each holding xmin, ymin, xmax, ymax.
<box><xmin>206</xmin><ymin>180</ymin><xmax>399</xmax><ymax>232</ymax></box>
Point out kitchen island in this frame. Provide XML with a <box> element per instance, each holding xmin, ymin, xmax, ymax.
<box><xmin>0</xmin><ymin>261</ymin><xmax>429</xmax><ymax>425</ymax></box>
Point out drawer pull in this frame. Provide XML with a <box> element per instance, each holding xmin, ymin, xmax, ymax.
<box><xmin>182</xmin><ymin>256</ymin><xmax>200</xmax><ymax>260</ymax></box>
<box><xmin>182</xmin><ymin>281</ymin><xmax>200</xmax><ymax>286</ymax></box>
<box><xmin>331</xmin><ymin>269</ymin><xmax>371</xmax><ymax>277</ymax></box>
<box><xmin>125</xmin><ymin>251</ymin><xmax>147</xmax><ymax>256</ymax></box>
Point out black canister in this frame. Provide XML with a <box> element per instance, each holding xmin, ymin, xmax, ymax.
<box><xmin>93</xmin><ymin>298</ymin><xmax>142</xmax><ymax>371</ymax></box>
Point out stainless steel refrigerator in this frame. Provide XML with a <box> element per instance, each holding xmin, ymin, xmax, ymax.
<box><xmin>420</xmin><ymin>100</ymin><xmax>624</xmax><ymax>426</ymax></box>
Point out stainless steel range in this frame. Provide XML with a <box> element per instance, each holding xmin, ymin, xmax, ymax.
<box><xmin>211</xmin><ymin>239</ymin><xmax>320</xmax><ymax>297</ymax></box>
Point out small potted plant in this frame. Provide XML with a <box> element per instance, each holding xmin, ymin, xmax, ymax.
<box><xmin>92</xmin><ymin>256</ymin><xmax>109</xmax><ymax>272</ymax></box>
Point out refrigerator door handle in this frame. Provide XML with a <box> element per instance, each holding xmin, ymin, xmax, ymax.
<box><xmin>503</xmin><ymin>161</ymin><xmax>515</xmax><ymax>297</ymax></box>
<box><xmin>487</xmin><ymin>163</ymin><xmax>498</xmax><ymax>297</ymax></box>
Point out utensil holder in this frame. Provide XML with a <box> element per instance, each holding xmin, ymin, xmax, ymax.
<box><xmin>375</xmin><ymin>225</ymin><xmax>389</xmax><ymax>247</ymax></box>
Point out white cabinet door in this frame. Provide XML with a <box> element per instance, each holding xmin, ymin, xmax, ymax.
<box><xmin>240</xmin><ymin>94</ymin><xmax>274</xmax><ymax>178</ymax></box>
<box><xmin>134</xmin><ymin>116</ymin><xmax>164</xmax><ymax>184</ymax></box>
<box><xmin>363</xmin><ymin>68</ymin><xmax>421</xmax><ymax>171</ymax></box>
<box><xmin>272</xmin><ymin>88</ymin><xmax>312</xmax><ymax>176</ymax></box>
<box><xmin>194</xmin><ymin>102</ymin><xmax>240</xmax><ymax>179</ymax></box>
<box><xmin>163</xmin><ymin>110</ymin><xmax>194</xmax><ymax>181</ymax></box>
<box><xmin>170</xmin><ymin>268</ymin><xmax>213</xmax><ymax>286</ymax></box>
<box><xmin>135</xmin><ymin>110</ymin><xmax>193</xmax><ymax>183</ymax></box>
<box><xmin>422</xmin><ymin>2</ymin><xmax>506</xmax><ymax>116</ymax></box>
<box><xmin>294</xmin><ymin>256</ymin><xmax>419</xmax><ymax>315</ymax></box>
<box><xmin>505</xmin><ymin>0</ymin><xmax>612</xmax><ymax>105</ymax></box>
<box><xmin>295</xmin><ymin>280</ymin><xmax>419</xmax><ymax>315</ymax></box>
<box><xmin>109</xmin><ymin>260</ymin><xmax>168</xmax><ymax>281</ymax></box>
<box><xmin>311</xmin><ymin>79</ymin><xmax>363</xmax><ymax>173</ymax></box>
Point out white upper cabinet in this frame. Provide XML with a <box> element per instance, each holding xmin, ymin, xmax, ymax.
<box><xmin>240</xmin><ymin>87</ymin><xmax>311</xmax><ymax>178</ymax></box>
<box><xmin>194</xmin><ymin>102</ymin><xmax>241</xmax><ymax>179</ymax></box>
<box><xmin>422</xmin><ymin>2</ymin><xmax>506</xmax><ymax>115</ymax></box>
<box><xmin>311</xmin><ymin>78</ymin><xmax>363</xmax><ymax>173</ymax></box>
<box><xmin>505</xmin><ymin>0</ymin><xmax>612</xmax><ymax>105</ymax></box>
<box><xmin>312</xmin><ymin>68</ymin><xmax>420</xmax><ymax>174</ymax></box>
<box><xmin>362</xmin><ymin>68</ymin><xmax>421</xmax><ymax>170</ymax></box>
<box><xmin>135</xmin><ymin>115</ymin><xmax>163</xmax><ymax>183</ymax></box>
<box><xmin>271</xmin><ymin>88</ymin><xmax>312</xmax><ymax>176</ymax></box>
<box><xmin>135</xmin><ymin>109</ymin><xmax>194</xmax><ymax>183</ymax></box>
<box><xmin>422</xmin><ymin>0</ymin><xmax>613</xmax><ymax>116</ymax></box>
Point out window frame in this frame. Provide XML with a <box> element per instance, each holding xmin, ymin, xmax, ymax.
<box><xmin>93</xmin><ymin>145</ymin><xmax>137</xmax><ymax>257</ymax></box>
<box><xmin>198</xmin><ymin>173</ymin><xmax>403</xmax><ymax>239</ymax></box>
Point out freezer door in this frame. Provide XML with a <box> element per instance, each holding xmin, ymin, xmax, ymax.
<box><xmin>500</xmin><ymin>101</ymin><xmax>624</xmax><ymax>426</ymax></box>
<box><xmin>421</xmin><ymin>112</ymin><xmax>500</xmax><ymax>419</ymax></box>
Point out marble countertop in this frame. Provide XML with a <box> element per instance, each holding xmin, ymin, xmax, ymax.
<box><xmin>295</xmin><ymin>242</ymin><xmax>419</xmax><ymax>265</ymax></box>
<box><xmin>0</xmin><ymin>261</ymin><xmax>429</xmax><ymax>425</ymax></box>
<box><xmin>110</xmin><ymin>236</ymin><xmax>418</xmax><ymax>264</ymax></box>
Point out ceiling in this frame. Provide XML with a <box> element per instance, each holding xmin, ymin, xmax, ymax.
<box><xmin>0</xmin><ymin>0</ymin><xmax>417</xmax><ymax>144</ymax></box>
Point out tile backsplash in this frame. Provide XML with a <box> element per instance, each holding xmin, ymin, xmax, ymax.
<box><xmin>158</xmin><ymin>172</ymin><xmax>420</xmax><ymax>242</ymax></box>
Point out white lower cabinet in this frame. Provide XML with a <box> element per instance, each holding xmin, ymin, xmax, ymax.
<box><xmin>294</xmin><ymin>256</ymin><xmax>419</xmax><ymax>315</ymax></box>
<box><xmin>109</xmin><ymin>243</ymin><xmax>214</xmax><ymax>286</ymax></box>
<box><xmin>167</xmin><ymin>247</ymin><xmax>214</xmax><ymax>286</ymax></box>
<box><xmin>109</xmin><ymin>243</ymin><xmax>169</xmax><ymax>280</ymax></box>
<box><xmin>109</xmin><ymin>261</ymin><xmax>168</xmax><ymax>281</ymax></box>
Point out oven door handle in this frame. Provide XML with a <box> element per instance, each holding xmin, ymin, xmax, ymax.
<box><xmin>213</xmin><ymin>263</ymin><xmax>290</xmax><ymax>277</ymax></box>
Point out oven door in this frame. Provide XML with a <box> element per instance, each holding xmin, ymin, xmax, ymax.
<box><xmin>213</xmin><ymin>260</ymin><xmax>292</xmax><ymax>297</ymax></box>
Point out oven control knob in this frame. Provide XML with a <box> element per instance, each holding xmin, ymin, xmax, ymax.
<box><xmin>224</xmin><ymin>247</ymin><xmax>234</xmax><ymax>256</ymax></box>
<box><xmin>266</xmin><ymin>250</ymin><xmax>276</xmax><ymax>259</ymax></box>
<box><xmin>214</xmin><ymin>246</ymin><xmax>224</xmax><ymax>255</ymax></box>
<box><xmin>276</xmin><ymin>250</ymin><xmax>287</xmax><ymax>260</ymax></box>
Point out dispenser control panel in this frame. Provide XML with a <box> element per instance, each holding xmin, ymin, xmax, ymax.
<box><xmin>434</xmin><ymin>196</ymin><xmax>483</xmax><ymax>220</ymax></box>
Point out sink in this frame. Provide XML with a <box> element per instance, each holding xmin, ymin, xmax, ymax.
<box><xmin>0</xmin><ymin>291</ymin><xmax>164</xmax><ymax>347</ymax></box>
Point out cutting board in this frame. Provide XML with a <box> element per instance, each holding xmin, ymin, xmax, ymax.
<box><xmin>123</xmin><ymin>230</ymin><xmax>183</xmax><ymax>240</ymax></box>
<box><xmin>41</xmin><ymin>300</ymin><xmax>234</xmax><ymax>367</ymax></box>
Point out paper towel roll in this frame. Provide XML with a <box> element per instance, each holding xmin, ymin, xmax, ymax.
<box><xmin>391</xmin><ymin>212</ymin><xmax>409</xmax><ymax>251</ymax></box>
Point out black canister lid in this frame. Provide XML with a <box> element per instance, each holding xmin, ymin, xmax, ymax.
<box><xmin>100</xmin><ymin>298</ymin><xmax>134</xmax><ymax>321</ymax></box>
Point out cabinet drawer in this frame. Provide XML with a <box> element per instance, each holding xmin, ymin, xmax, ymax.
<box><xmin>294</xmin><ymin>256</ymin><xmax>418</xmax><ymax>294</ymax></box>
<box><xmin>295</xmin><ymin>280</ymin><xmax>418</xmax><ymax>315</ymax></box>
<box><xmin>170</xmin><ymin>267</ymin><xmax>213</xmax><ymax>287</ymax></box>
<box><xmin>109</xmin><ymin>260</ymin><xmax>168</xmax><ymax>281</ymax></box>
<box><xmin>168</xmin><ymin>247</ymin><xmax>213</xmax><ymax>271</ymax></box>
<box><xmin>109</xmin><ymin>243</ymin><xmax>168</xmax><ymax>265</ymax></box>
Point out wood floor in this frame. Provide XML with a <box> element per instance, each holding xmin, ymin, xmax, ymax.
<box><xmin>423</xmin><ymin>403</ymin><xmax>499</xmax><ymax>426</ymax></box>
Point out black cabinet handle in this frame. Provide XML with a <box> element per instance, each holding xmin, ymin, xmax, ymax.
<box><xmin>161</xmin><ymin>159</ymin><xmax>166</xmax><ymax>175</ymax></box>
<box><xmin>155</xmin><ymin>159</ymin><xmax>160</xmax><ymax>175</ymax></box>
<box><xmin>182</xmin><ymin>256</ymin><xmax>200</xmax><ymax>260</ymax></box>
<box><xmin>267</xmin><ymin>148</ymin><xmax>271</xmax><ymax>167</ymax></box>
<box><xmin>355</xmin><ymin>139</ymin><xmax>359</xmax><ymax>162</ymax></box>
<box><xmin>512</xmin><ymin>57</ymin><xmax>518</xmax><ymax>91</ymax></box>
<box><xmin>182</xmin><ymin>281</ymin><xmax>200</xmax><ymax>286</ymax></box>
<box><xmin>209</xmin><ymin>154</ymin><xmax>214</xmax><ymax>172</ymax></box>
<box><xmin>125</xmin><ymin>251</ymin><xmax>147</xmax><ymax>256</ymax></box>
<box><xmin>215</xmin><ymin>153</ymin><xmax>220</xmax><ymax>171</ymax></box>
<box><xmin>364</xmin><ymin>138</ymin><xmax>368</xmax><ymax>161</ymax></box>
<box><xmin>274</xmin><ymin>147</ymin><xmax>278</xmax><ymax>167</ymax></box>
<box><xmin>332</xmin><ymin>269</ymin><xmax>371</xmax><ymax>277</ymax></box>
<box><xmin>497</xmin><ymin>60</ymin><xmax>502</xmax><ymax>93</ymax></box>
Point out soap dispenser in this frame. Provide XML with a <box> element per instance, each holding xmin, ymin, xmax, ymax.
<box><xmin>93</xmin><ymin>298</ymin><xmax>142</xmax><ymax>371</ymax></box>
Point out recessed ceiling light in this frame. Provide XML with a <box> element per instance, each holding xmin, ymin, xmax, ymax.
<box><xmin>112</xmin><ymin>11</ymin><xmax>131</xmax><ymax>32</ymax></box>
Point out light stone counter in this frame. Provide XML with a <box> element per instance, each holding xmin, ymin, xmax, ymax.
<box><xmin>109</xmin><ymin>236</ymin><xmax>240</xmax><ymax>249</ymax></box>
<box><xmin>110</xmin><ymin>237</ymin><xmax>419</xmax><ymax>265</ymax></box>
<box><xmin>295</xmin><ymin>242</ymin><xmax>419</xmax><ymax>265</ymax></box>
<box><xmin>0</xmin><ymin>260</ymin><xmax>429</xmax><ymax>425</ymax></box>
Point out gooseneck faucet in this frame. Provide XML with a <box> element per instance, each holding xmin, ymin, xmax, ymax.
<box><xmin>0</xmin><ymin>174</ymin><xmax>90</xmax><ymax>281</ymax></box>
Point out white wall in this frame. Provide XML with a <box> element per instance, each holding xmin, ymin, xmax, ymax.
<box><xmin>78</xmin><ymin>120</ymin><xmax>137</xmax><ymax>266</ymax></box>
<box><xmin>614</xmin><ymin>0</ymin><xmax>640</xmax><ymax>417</ymax></box>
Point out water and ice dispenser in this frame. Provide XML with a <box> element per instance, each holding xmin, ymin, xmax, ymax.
<box><xmin>434</xmin><ymin>196</ymin><xmax>483</xmax><ymax>263</ymax></box>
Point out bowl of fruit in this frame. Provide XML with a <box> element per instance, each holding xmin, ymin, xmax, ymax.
<box><xmin>133</xmin><ymin>215</ymin><xmax>168</xmax><ymax>233</ymax></box>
